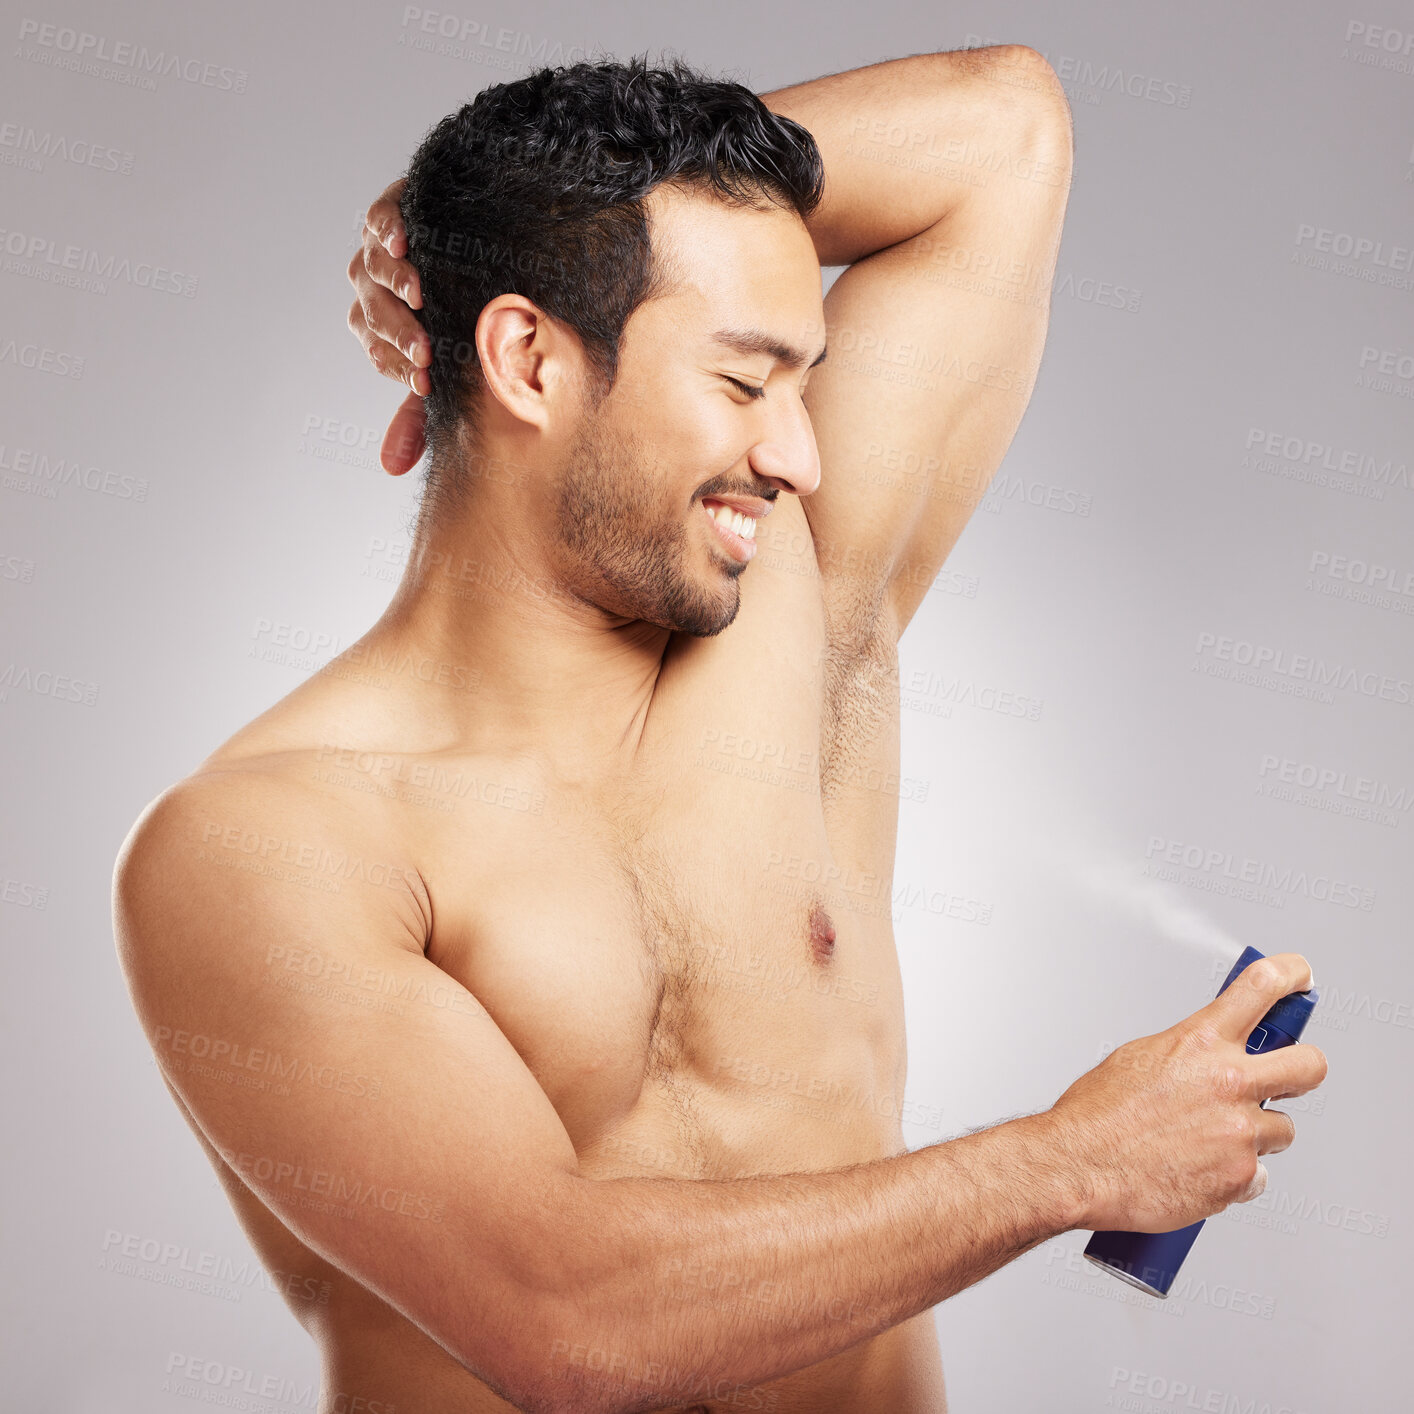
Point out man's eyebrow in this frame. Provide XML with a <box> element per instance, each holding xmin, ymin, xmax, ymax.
<box><xmin>709</xmin><ymin>327</ymin><xmax>828</xmax><ymax>371</ymax></box>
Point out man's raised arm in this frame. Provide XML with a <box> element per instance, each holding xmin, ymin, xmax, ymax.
<box><xmin>760</xmin><ymin>44</ymin><xmax>1075</xmax><ymax>641</ymax></box>
<box><xmin>113</xmin><ymin>775</ymin><xmax>1321</xmax><ymax>1414</ymax></box>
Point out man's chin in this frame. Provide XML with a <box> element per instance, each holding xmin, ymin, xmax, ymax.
<box><xmin>668</xmin><ymin>574</ymin><xmax>741</xmax><ymax>638</ymax></box>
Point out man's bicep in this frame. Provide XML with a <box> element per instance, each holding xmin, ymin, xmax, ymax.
<box><xmin>802</xmin><ymin>93</ymin><xmax>1073</xmax><ymax>640</ymax></box>
<box><xmin>112</xmin><ymin>780</ymin><xmax>580</xmax><ymax>1405</ymax></box>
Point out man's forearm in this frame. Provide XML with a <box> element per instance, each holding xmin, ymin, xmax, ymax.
<box><xmin>540</xmin><ymin>1111</ymin><xmax>1083</xmax><ymax>1413</ymax></box>
<box><xmin>761</xmin><ymin>44</ymin><xmax>1073</xmax><ymax>268</ymax></box>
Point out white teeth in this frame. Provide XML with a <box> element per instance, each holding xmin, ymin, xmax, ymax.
<box><xmin>706</xmin><ymin>501</ymin><xmax>756</xmax><ymax>540</ymax></box>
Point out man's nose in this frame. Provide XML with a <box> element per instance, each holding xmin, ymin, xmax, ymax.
<box><xmin>747</xmin><ymin>395</ymin><xmax>822</xmax><ymax>498</ymax></box>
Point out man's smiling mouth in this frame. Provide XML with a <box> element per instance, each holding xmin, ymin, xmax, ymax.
<box><xmin>702</xmin><ymin>498</ymin><xmax>758</xmax><ymax>540</ymax></box>
<box><xmin>701</xmin><ymin>498</ymin><xmax>758</xmax><ymax>563</ymax></box>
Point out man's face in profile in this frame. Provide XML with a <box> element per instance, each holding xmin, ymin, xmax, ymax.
<box><xmin>548</xmin><ymin>184</ymin><xmax>826</xmax><ymax>638</ymax></box>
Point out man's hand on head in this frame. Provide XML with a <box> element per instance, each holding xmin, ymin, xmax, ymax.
<box><xmin>346</xmin><ymin>178</ymin><xmax>431</xmax><ymax>475</ymax></box>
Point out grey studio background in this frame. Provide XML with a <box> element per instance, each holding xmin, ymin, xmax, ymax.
<box><xmin>3</xmin><ymin>0</ymin><xmax>1410</xmax><ymax>1408</ymax></box>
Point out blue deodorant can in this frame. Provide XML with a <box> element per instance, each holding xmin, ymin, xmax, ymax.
<box><xmin>1081</xmin><ymin>946</ymin><xmax>1319</xmax><ymax>1297</ymax></box>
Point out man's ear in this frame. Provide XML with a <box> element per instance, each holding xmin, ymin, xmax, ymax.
<box><xmin>474</xmin><ymin>294</ymin><xmax>581</xmax><ymax>431</ymax></box>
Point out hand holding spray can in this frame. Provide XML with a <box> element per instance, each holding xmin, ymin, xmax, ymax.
<box><xmin>1081</xmin><ymin>946</ymin><xmax>1319</xmax><ymax>1298</ymax></box>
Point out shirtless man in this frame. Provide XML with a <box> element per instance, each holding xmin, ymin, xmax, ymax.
<box><xmin>113</xmin><ymin>49</ymin><xmax>1327</xmax><ymax>1414</ymax></box>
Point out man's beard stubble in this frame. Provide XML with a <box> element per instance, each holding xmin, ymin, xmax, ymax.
<box><xmin>555</xmin><ymin>407</ymin><xmax>743</xmax><ymax>638</ymax></box>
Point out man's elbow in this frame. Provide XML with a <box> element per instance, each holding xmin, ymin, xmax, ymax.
<box><xmin>454</xmin><ymin>1286</ymin><xmax>599</xmax><ymax>1414</ymax></box>
<box><xmin>494</xmin><ymin>1336</ymin><xmax>638</xmax><ymax>1414</ymax></box>
<box><xmin>453</xmin><ymin>1227</ymin><xmax>628</xmax><ymax>1414</ymax></box>
<box><xmin>986</xmin><ymin>45</ymin><xmax>1075</xmax><ymax>162</ymax></box>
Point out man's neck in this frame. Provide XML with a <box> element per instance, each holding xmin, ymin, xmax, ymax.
<box><xmin>362</xmin><ymin>491</ymin><xmax>672</xmax><ymax>779</ymax></box>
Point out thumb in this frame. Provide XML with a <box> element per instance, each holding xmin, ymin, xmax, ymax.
<box><xmin>380</xmin><ymin>391</ymin><xmax>427</xmax><ymax>476</ymax></box>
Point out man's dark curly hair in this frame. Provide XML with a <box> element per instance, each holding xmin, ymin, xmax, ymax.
<box><xmin>400</xmin><ymin>53</ymin><xmax>825</xmax><ymax>516</ymax></box>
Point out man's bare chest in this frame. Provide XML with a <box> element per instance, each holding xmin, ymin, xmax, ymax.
<box><xmin>416</xmin><ymin>733</ymin><xmax>907</xmax><ymax>1166</ymax></box>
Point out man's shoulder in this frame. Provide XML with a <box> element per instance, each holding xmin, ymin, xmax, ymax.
<box><xmin>120</xmin><ymin>751</ymin><xmax>364</xmax><ymax>865</ymax></box>
<box><xmin>112</xmin><ymin>755</ymin><xmax>432</xmax><ymax>975</ymax></box>
<box><xmin>130</xmin><ymin>663</ymin><xmax>430</xmax><ymax>883</ymax></box>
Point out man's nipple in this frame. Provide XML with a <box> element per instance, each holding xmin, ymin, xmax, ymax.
<box><xmin>808</xmin><ymin>901</ymin><xmax>837</xmax><ymax>965</ymax></box>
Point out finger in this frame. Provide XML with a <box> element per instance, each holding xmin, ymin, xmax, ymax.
<box><xmin>356</xmin><ymin>282</ymin><xmax>431</xmax><ymax>380</ymax></box>
<box><xmin>1248</xmin><ymin>1042</ymin><xmax>1328</xmax><ymax>1103</ymax></box>
<box><xmin>1203</xmin><ymin>953</ymin><xmax>1316</xmax><ymax>1046</ymax></box>
<box><xmin>360</xmin><ymin>236</ymin><xmax>423</xmax><ymax>311</ymax></box>
<box><xmin>371</xmin><ymin>343</ymin><xmax>429</xmax><ymax>397</ymax></box>
<box><xmin>365</xmin><ymin>178</ymin><xmax>410</xmax><ymax>258</ymax></box>
<box><xmin>351</xmin><ymin>236</ymin><xmax>428</xmax><ymax>361</ymax></box>
<box><xmin>380</xmin><ymin>392</ymin><xmax>427</xmax><ymax>476</ymax></box>
<box><xmin>348</xmin><ymin>299</ymin><xmax>429</xmax><ymax>396</ymax></box>
<box><xmin>1254</xmin><ymin>1107</ymin><xmax>1296</xmax><ymax>1156</ymax></box>
<box><xmin>1236</xmin><ymin>1161</ymin><xmax>1269</xmax><ymax>1204</ymax></box>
